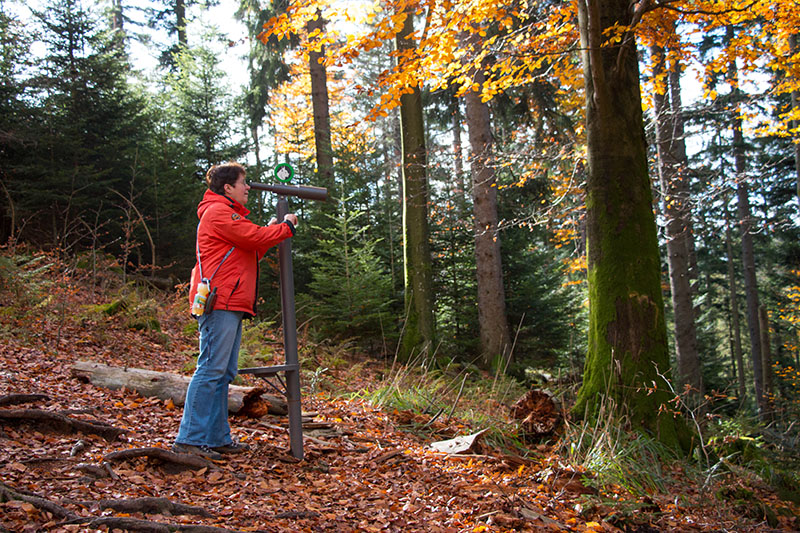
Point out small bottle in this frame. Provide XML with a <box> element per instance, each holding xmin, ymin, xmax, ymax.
<box><xmin>191</xmin><ymin>281</ymin><xmax>210</xmax><ymax>316</ymax></box>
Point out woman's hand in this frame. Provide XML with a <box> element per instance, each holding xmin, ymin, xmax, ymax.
<box><xmin>284</xmin><ymin>213</ymin><xmax>298</xmax><ymax>227</ymax></box>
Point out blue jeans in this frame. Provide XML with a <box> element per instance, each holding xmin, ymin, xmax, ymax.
<box><xmin>176</xmin><ymin>310</ymin><xmax>244</xmax><ymax>448</ymax></box>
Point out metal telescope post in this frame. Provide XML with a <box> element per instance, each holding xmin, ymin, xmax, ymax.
<box><xmin>276</xmin><ymin>193</ymin><xmax>302</xmax><ymax>460</ymax></box>
<box><xmin>241</xmin><ymin>169</ymin><xmax>327</xmax><ymax>461</ymax></box>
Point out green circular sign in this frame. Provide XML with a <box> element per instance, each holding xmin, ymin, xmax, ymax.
<box><xmin>274</xmin><ymin>163</ymin><xmax>294</xmax><ymax>183</ymax></box>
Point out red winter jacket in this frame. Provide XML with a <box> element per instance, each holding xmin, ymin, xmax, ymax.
<box><xmin>189</xmin><ymin>189</ymin><xmax>295</xmax><ymax>318</ymax></box>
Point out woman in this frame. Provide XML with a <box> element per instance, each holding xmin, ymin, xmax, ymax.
<box><xmin>173</xmin><ymin>162</ymin><xmax>298</xmax><ymax>460</ymax></box>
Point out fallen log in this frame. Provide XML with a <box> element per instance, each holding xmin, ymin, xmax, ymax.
<box><xmin>70</xmin><ymin>361</ymin><xmax>287</xmax><ymax>415</ymax></box>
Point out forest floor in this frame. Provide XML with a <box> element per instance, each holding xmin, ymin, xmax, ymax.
<box><xmin>1</xmin><ymin>255</ymin><xmax>799</xmax><ymax>532</ymax></box>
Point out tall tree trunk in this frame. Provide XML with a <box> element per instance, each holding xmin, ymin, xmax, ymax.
<box><xmin>464</xmin><ymin>70</ymin><xmax>511</xmax><ymax>367</ymax></box>
<box><xmin>650</xmin><ymin>43</ymin><xmax>704</xmax><ymax>404</ymax></box>
<box><xmin>452</xmin><ymin>96</ymin><xmax>466</xmax><ymax>206</ymax></box>
<box><xmin>175</xmin><ymin>0</ymin><xmax>187</xmax><ymax>49</ymax></box>
<box><xmin>790</xmin><ymin>34</ymin><xmax>800</xmax><ymax>202</ymax></box>
<box><xmin>727</xmin><ymin>26</ymin><xmax>765</xmax><ymax>415</ymax></box>
<box><xmin>381</xmin><ymin>137</ymin><xmax>398</xmax><ymax>291</ymax></box>
<box><xmin>572</xmin><ymin>0</ymin><xmax>688</xmax><ymax>450</ymax></box>
<box><xmin>395</xmin><ymin>10</ymin><xmax>435</xmax><ymax>357</ymax></box>
<box><xmin>758</xmin><ymin>305</ymin><xmax>773</xmax><ymax>413</ymax></box>
<box><xmin>307</xmin><ymin>10</ymin><xmax>334</xmax><ymax>193</ymax></box>
<box><xmin>110</xmin><ymin>0</ymin><xmax>124</xmax><ymax>48</ymax></box>
<box><xmin>724</xmin><ymin>206</ymin><xmax>747</xmax><ymax>404</ymax></box>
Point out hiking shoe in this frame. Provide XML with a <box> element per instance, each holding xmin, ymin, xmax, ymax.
<box><xmin>172</xmin><ymin>442</ymin><xmax>223</xmax><ymax>461</ymax></box>
<box><xmin>213</xmin><ymin>440</ymin><xmax>250</xmax><ymax>454</ymax></box>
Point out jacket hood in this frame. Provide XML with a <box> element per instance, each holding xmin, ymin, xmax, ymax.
<box><xmin>197</xmin><ymin>189</ymin><xmax>250</xmax><ymax>220</ymax></box>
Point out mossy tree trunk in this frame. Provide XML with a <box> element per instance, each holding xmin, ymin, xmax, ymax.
<box><xmin>573</xmin><ymin>0</ymin><xmax>690</xmax><ymax>450</ymax></box>
<box><xmin>396</xmin><ymin>10</ymin><xmax>435</xmax><ymax>358</ymax></box>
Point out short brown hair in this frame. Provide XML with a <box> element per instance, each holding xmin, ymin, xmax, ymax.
<box><xmin>206</xmin><ymin>162</ymin><xmax>246</xmax><ymax>195</ymax></box>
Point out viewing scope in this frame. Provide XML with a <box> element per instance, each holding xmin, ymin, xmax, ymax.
<box><xmin>248</xmin><ymin>181</ymin><xmax>328</xmax><ymax>202</ymax></box>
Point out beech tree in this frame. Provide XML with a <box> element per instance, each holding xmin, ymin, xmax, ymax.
<box><xmin>571</xmin><ymin>0</ymin><xmax>689</xmax><ymax>449</ymax></box>
<box><xmin>395</xmin><ymin>8</ymin><xmax>435</xmax><ymax>357</ymax></box>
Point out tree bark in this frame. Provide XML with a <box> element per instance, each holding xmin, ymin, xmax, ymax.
<box><xmin>724</xmin><ymin>206</ymin><xmax>747</xmax><ymax>403</ymax></box>
<box><xmin>452</xmin><ymin>96</ymin><xmax>466</xmax><ymax>206</ymax></box>
<box><xmin>70</xmin><ymin>361</ymin><xmax>287</xmax><ymax>415</ymax></box>
<box><xmin>395</xmin><ymin>10</ymin><xmax>435</xmax><ymax>358</ymax></box>
<box><xmin>175</xmin><ymin>0</ymin><xmax>187</xmax><ymax>49</ymax></box>
<box><xmin>727</xmin><ymin>26</ymin><xmax>765</xmax><ymax>416</ymax></box>
<box><xmin>651</xmin><ymin>42</ymin><xmax>704</xmax><ymax>404</ymax></box>
<box><xmin>572</xmin><ymin>0</ymin><xmax>688</xmax><ymax>450</ymax></box>
<box><xmin>464</xmin><ymin>68</ymin><xmax>512</xmax><ymax>367</ymax></box>
<box><xmin>307</xmin><ymin>10</ymin><xmax>334</xmax><ymax>193</ymax></box>
<box><xmin>758</xmin><ymin>305</ymin><xmax>773</xmax><ymax>410</ymax></box>
<box><xmin>790</xmin><ymin>34</ymin><xmax>800</xmax><ymax>202</ymax></box>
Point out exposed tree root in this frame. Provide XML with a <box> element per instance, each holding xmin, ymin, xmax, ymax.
<box><xmin>0</xmin><ymin>393</ymin><xmax>50</xmax><ymax>406</ymax></box>
<box><xmin>104</xmin><ymin>446</ymin><xmax>217</xmax><ymax>470</ymax></box>
<box><xmin>274</xmin><ymin>510</ymin><xmax>321</xmax><ymax>520</ymax></box>
<box><xmin>1</xmin><ymin>481</ymin><xmax>235</xmax><ymax>532</ymax></box>
<box><xmin>0</xmin><ymin>480</ymin><xmax>78</xmax><ymax>521</ymax></box>
<box><xmin>73</xmin><ymin>461</ymin><xmax>118</xmax><ymax>479</ymax></box>
<box><xmin>76</xmin><ymin>496</ymin><xmax>213</xmax><ymax>517</ymax></box>
<box><xmin>61</xmin><ymin>516</ymin><xmax>243</xmax><ymax>532</ymax></box>
<box><xmin>0</xmin><ymin>408</ymin><xmax>125</xmax><ymax>440</ymax></box>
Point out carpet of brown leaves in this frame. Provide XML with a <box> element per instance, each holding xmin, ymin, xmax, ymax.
<box><xmin>1</xmin><ymin>261</ymin><xmax>798</xmax><ymax>532</ymax></box>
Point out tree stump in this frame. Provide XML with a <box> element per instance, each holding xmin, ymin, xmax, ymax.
<box><xmin>510</xmin><ymin>389</ymin><xmax>561</xmax><ymax>441</ymax></box>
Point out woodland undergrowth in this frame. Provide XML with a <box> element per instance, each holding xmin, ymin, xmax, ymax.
<box><xmin>1</xmin><ymin>248</ymin><xmax>799</xmax><ymax>532</ymax></box>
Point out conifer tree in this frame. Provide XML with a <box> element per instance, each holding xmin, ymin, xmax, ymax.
<box><xmin>0</xmin><ymin>3</ymin><xmax>33</xmax><ymax>244</ymax></box>
<box><xmin>307</xmin><ymin>197</ymin><xmax>394</xmax><ymax>348</ymax></box>
<box><xmin>166</xmin><ymin>36</ymin><xmax>246</xmax><ymax>177</ymax></box>
<box><xmin>21</xmin><ymin>0</ymin><xmax>151</xmax><ymax>255</ymax></box>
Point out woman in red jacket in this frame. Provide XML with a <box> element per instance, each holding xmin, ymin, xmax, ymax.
<box><xmin>173</xmin><ymin>162</ymin><xmax>297</xmax><ymax>460</ymax></box>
